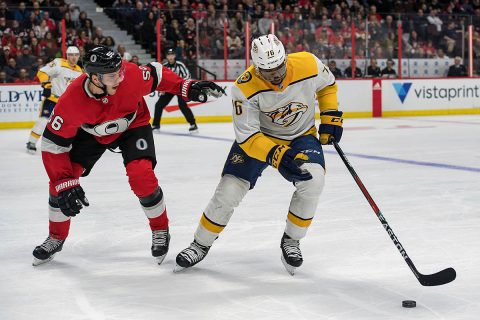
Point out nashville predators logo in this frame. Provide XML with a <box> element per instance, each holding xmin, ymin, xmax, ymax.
<box><xmin>230</xmin><ymin>153</ymin><xmax>244</xmax><ymax>164</ymax></box>
<box><xmin>237</xmin><ymin>71</ymin><xmax>252</xmax><ymax>84</ymax></box>
<box><xmin>264</xmin><ymin>102</ymin><xmax>308</xmax><ymax>127</ymax></box>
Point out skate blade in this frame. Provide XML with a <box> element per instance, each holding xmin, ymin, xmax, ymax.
<box><xmin>173</xmin><ymin>264</ymin><xmax>187</xmax><ymax>273</ymax></box>
<box><xmin>32</xmin><ymin>254</ymin><xmax>56</xmax><ymax>266</ymax></box>
<box><xmin>188</xmin><ymin>129</ymin><xmax>199</xmax><ymax>135</ymax></box>
<box><xmin>155</xmin><ymin>254</ymin><xmax>167</xmax><ymax>265</ymax></box>
<box><xmin>26</xmin><ymin>149</ymin><xmax>36</xmax><ymax>155</ymax></box>
<box><xmin>281</xmin><ymin>254</ymin><xmax>296</xmax><ymax>276</ymax></box>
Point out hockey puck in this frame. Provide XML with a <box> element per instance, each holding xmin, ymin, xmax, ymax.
<box><xmin>402</xmin><ymin>300</ymin><xmax>416</xmax><ymax>308</ymax></box>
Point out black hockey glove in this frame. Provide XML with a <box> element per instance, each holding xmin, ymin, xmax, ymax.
<box><xmin>54</xmin><ymin>178</ymin><xmax>89</xmax><ymax>217</ymax></box>
<box><xmin>266</xmin><ymin>145</ymin><xmax>312</xmax><ymax>182</ymax></box>
<box><xmin>182</xmin><ymin>80</ymin><xmax>225</xmax><ymax>102</ymax></box>
<box><xmin>319</xmin><ymin>110</ymin><xmax>343</xmax><ymax>145</ymax></box>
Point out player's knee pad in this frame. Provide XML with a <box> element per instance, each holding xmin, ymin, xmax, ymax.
<box><xmin>126</xmin><ymin>158</ymin><xmax>159</xmax><ymax>198</ymax></box>
<box><xmin>204</xmin><ymin>174</ymin><xmax>250</xmax><ymax>223</ymax></box>
<box><xmin>294</xmin><ymin>163</ymin><xmax>325</xmax><ymax>199</ymax></box>
<box><xmin>195</xmin><ymin>175</ymin><xmax>250</xmax><ymax>246</ymax></box>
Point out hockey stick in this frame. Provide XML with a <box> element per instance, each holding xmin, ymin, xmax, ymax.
<box><xmin>331</xmin><ymin>140</ymin><xmax>456</xmax><ymax>286</ymax></box>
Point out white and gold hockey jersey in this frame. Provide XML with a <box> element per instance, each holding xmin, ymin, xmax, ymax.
<box><xmin>231</xmin><ymin>51</ymin><xmax>339</xmax><ymax>162</ymax></box>
<box><xmin>37</xmin><ymin>58</ymin><xmax>83</xmax><ymax>102</ymax></box>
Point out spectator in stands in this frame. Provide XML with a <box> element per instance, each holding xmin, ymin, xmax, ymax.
<box><xmin>0</xmin><ymin>70</ymin><xmax>7</xmax><ymax>83</ymax></box>
<box><xmin>17</xmin><ymin>45</ymin><xmax>36</xmax><ymax>75</ymax></box>
<box><xmin>132</xmin><ymin>1</ymin><xmax>147</xmax><ymax>36</ymax></box>
<box><xmin>183</xmin><ymin>18</ymin><xmax>196</xmax><ymax>48</ymax></box>
<box><xmin>78</xmin><ymin>11</ymin><xmax>89</xmax><ymax>29</ymax></box>
<box><xmin>0</xmin><ymin>16</ymin><xmax>6</xmax><ymax>32</ymax></box>
<box><xmin>43</xmin><ymin>12</ymin><xmax>57</xmax><ymax>34</ymax></box>
<box><xmin>328</xmin><ymin>60</ymin><xmax>343</xmax><ymax>78</ymax></box>
<box><xmin>436</xmin><ymin>48</ymin><xmax>449</xmax><ymax>59</ymax></box>
<box><xmin>14</xmin><ymin>68</ymin><xmax>34</xmax><ymax>83</ymax></box>
<box><xmin>258</xmin><ymin>11</ymin><xmax>273</xmax><ymax>35</ymax></box>
<box><xmin>4</xmin><ymin>57</ymin><xmax>19</xmax><ymax>82</ymax></box>
<box><xmin>366</xmin><ymin>58</ymin><xmax>382</xmax><ymax>77</ymax></box>
<box><xmin>94</xmin><ymin>27</ymin><xmax>106</xmax><ymax>45</ymax></box>
<box><xmin>427</xmin><ymin>9</ymin><xmax>443</xmax><ymax>42</ymax></box>
<box><xmin>413</xmin><ymin>9</ymin><xmax>429</xmax><ymax>41</ymax></box>
<box><xmin>14</xmin><ymin>2</ymin><xmax>30</xmax><ymax>26</ymax></box>
<box><xmin>34</xmin><ymin>19</ymin><xmax>50</xmax><ymax>39</ymax></box>
<box><xmin>227</xmin><ymin>30</ymin><xmax>243</xmax><ymax>58</ymax></box>
<box><xmin>381</xmin><ymin>59</ymin><xmax>397</xmax><ymax>78</ymax></box>
<box><xmin>104</xmin><ymin>36</ymin><xmax>115</xmax><ymax>50</ymax></box>
<box><xmin>166</xmin><ymin>18</ymin><xmax>181</xmax><ymax>44</ymax></box>
<box><xmin>131</xmin><ymin>55</ymin><xmax>140</xmax><ymax>65</ymax></box>
<box><xmin>344</xmin><ymin>61</ymin><xmax>362</xmax><ymax>78</ymax></box>
<box><xmin>447</xmin><ymin>56</ymin><xmax>467</xmax><ymax>77</ymax></box>
<box><xmin>442</xmin><ymin>21</ymin><xmax>458</xmax><ymax>56</ymax></box>
<box><xmin>141</xmin><ymin>11</ymin><xmax>156</xmax><ymax>49</ymax></box>
<box><xmin>32</xmin><ymin>2</ymin><xmax>44</xmax><ymax>23</ymax></box>
<box><xmin>0</xmin><ymin>1</ymin><xmax>12</xmax><ymax>20</ymax></box>
<box><xmin>84</xmin><ymin>19</ymin><xmax>95</xmax><ymax>38</ymax></box>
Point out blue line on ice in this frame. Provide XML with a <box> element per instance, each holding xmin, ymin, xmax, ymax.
<box><xmin>160</xmin><ymin>131</ymin><xmax>480</xmax><ymax>173</ymax></box>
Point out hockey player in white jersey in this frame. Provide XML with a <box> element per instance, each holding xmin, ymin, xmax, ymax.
<box><xmin>175</xmin><ymin>34</ymin><xmax>344</xmax><ymax>275</ymax></box>
<box><xmin>26</xmin><ymin>46</ymin><xmax>83</xmax><ymax>153</ymax></box>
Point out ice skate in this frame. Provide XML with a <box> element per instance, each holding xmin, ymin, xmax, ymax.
<box><xmin>151</xmin><ymin>229</ymin><xmax>170</xmax><ymax>265</ymax></box>
<box><xmin>280</xmin><ymin>233</ymin><xmax>303</xmax><ymax>275</ymax></box>
<box><xmin>32</xmin><ymin>236</ymin><xmax>65</xmax><ymax>266</ymax></box>
<box><xmin>26</xmin><ymin>142</ymin><xmax>37</xmax><ymax>154</ymax></box>
<box><xmin>188</xmin><ymin>123</ymin><xmax>199</xmax><ymax>134</ymax></box>
<box><xmin>174</xmin><ymin>240</ymin><xmax>210</xmax><ymax>272</ymax></box>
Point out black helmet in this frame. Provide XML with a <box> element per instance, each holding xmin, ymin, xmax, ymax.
<box><xmin>83</xmin><ymin>45</ymin><xmax>122</xmax><ymax>75</ymax></box>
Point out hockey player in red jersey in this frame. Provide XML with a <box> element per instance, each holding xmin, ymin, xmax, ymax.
<box><xmin>32</xmin><ymin>45</ymin><xmax>225</xmax><ymax>266</ymax></box>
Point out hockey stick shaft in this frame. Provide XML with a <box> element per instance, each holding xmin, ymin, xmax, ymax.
<box><xmin>331</xmin><ymin>141</ymin><xmax>455</xmax><ymax>286</ymax></box>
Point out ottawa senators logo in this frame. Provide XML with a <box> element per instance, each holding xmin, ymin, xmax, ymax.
<box><xmin>237</xmin><ymin>71</ymin><xmax>252</xmax><ymax>84</ymax></box>
<box><xmin>264</xmin><ymin>102</ymin><xmax>308</xmax><ymax>127</ymax></box>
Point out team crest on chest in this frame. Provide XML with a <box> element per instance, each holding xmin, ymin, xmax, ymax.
<box><xmin>264</xmin><ymin>102</ymin><xmax>308</xmax><ymax>127</ymax></box>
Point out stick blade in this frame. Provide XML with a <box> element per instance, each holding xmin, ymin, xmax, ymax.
<box><xmin>419</xmin><ymin>267</ymin><xmax>456</xmax><ymax>286</ymax></box>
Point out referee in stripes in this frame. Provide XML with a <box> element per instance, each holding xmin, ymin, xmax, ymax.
<box><xmin>152</xmin><ymin>48</ymin><xmax>198</xmax><ymax>133</ymax></box>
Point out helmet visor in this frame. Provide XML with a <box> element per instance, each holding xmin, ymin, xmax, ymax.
<box><xmin>258</xmin><ymin>61</ymin><xmax>287</xmax><ymax>85</ymax></box>
<box><xmin>99</xmin><ymin>62</ymin><xmax>125</xmax><ymax>86</ymax></box>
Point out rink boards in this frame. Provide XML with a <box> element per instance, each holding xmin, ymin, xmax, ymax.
<box><xmin>1</xmin><ymin>78</ymin><xmax>479</xmax><ymax>129</ymax></box>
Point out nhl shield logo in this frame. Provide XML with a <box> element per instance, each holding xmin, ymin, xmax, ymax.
<box><xmin>102</xmin><ymin>97</ymin><xmax>109</xmax><ymax>104</ymax></box>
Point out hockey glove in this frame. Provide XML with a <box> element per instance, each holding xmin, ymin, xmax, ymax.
<box><xmin>267</xmin><ymin>145</ymin><xmax>312</xmax><ymax>182</ymax></box>
<box><xmin>54</xmin><ymin>178</ymin><xmax>89</xmax><ymax>217</ymax></box>
<box><xmin>41</xmin><ymin>82</ymin><xmax>52</xmax><ymax>98</ymax></box>
<box><xmin>182</xmin><ymin>80</ymin><xmax>226</xmax><ymax>102</ymax></box>
<box><xmin>319</xmin><ymin>110</ymin><xmax>343</xmax><ymax>145</ymax></box>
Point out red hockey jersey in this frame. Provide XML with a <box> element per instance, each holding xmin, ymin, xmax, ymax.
<box><xmin>41</xmin><ymin>61</ymin><xmax>185</xmax><ymax>184</ymax></box>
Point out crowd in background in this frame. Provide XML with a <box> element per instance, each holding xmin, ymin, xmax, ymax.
<box><xmin>0</xmin><ymin>0</ymin><xmax>479</xmax><ymax>83</ymax></box>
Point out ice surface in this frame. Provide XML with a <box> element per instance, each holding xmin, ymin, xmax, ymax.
<box><xmin>1</xmin><ymin>116</ymin><xmax>479</xmax><ymax>320</ymax></box>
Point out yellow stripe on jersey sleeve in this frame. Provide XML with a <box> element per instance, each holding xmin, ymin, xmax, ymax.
<box><xmin>37</xmin><ymin>70</ymin><xmax>49</xmax><ymax>83</ymax></box>
<box><xmin>238</xmin><ymin>132</ymin><xmax>277</xmax><ymax>162</ymax></box>
<box><xmin>316</xmin><ymin>82</ymin><xmax>339</xmax><ymax>113</ymax></box>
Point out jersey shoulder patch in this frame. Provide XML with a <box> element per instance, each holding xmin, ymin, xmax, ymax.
<box><xmin>234</xmin><ymin>66</ymin><xmax>272</xmax><ymax>100</ymax></box>
<box><xmin>287</xmin><ymin>52</ymin><xmax>318</xmax><ymax>84</ymax></box>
